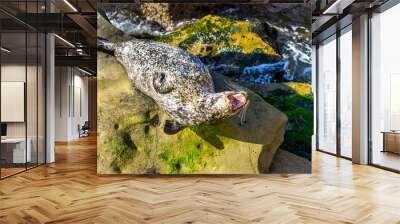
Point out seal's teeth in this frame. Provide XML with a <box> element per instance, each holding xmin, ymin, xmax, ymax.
<box><xmin>228</xmin><ymin>93</ymin><xmax>247</xmax><ymax>111</ymax></box>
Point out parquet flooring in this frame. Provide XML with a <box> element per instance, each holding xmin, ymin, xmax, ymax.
<box><xmin>0</xmin><ymin>135</ymin><xmax>400</xmax><ymax>223</ymax></box>
<box><xmin>0</xmin><ymin>167</ymin><xmax>26</xmax><ymax>178</ymax></box>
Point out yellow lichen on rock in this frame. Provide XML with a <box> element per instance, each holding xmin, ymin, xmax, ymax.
<box><xmin>227</xmin><ymin>21</ymin><xmax>279</xmax><ymax>56</ymax></box>
<box><xmin>285</xmin><ymin>82</ymin><xmax>312</xmax><ymax>96</ymax></box>
<box><xmin>157</xmin><ymin>15</ymin><xmax>280</xmax><ymax>58</ymax></box>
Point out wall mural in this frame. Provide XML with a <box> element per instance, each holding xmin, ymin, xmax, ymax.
<box><xmin>97</xmin><ymin>3</ymin><xmax>312</xmax><ymax>174</ymax></box>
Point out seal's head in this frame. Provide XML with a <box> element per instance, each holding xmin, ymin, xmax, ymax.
<box><xmin>190</xmin><ymin>91</ymin><xmax>249</xmax><ymax>121</ymax></box>
<box><xmin>112</xmin><ymin>39</ymin><xmax>249</xmax><ymax>134</ymax></box>
<box><xmin>145</xmin><ymin>47</ymin><xmax>249</xmax><ymax>128</ymax></box>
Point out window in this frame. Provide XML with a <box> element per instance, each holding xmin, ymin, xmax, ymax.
<box><xmin>339</xmin><ymin>26</ymin><xmax>352</xmax><ymax>158</ymax></box>
<box><xmin>370</xmin><ymin>3</ymin><xmax>400</xmax><ymax>171</ymax></box>
<box><xmin>0</xmin><ymin>1</ymin><xmax>47</xmax><ymax>179</ymax></box>
<box><xmin>316</xmin><ymin>25</ymin><xmax>353</xmax><ymax>159</ymax></box>
<box><xmin>317</xmin><ymin>35</ymin><xmax>337</xmax><ymax>154</ymax></box>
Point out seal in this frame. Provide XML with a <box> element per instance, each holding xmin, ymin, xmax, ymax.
<box><xmin>98</xmin><ymin>38</ymin><xmax>248</xmax><ymax>134</ymax></box>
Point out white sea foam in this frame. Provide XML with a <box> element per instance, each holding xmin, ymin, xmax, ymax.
<box><xmin>107</xmin><ymin>11</ymin><xmax>165</xmax><ymax>36</ymax></box>
<box><xmin>241</xmin><ymin>61</ymin><xmax>293</xmax><ymax>84</ymax></box>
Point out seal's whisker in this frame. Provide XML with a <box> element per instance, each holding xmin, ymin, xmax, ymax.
<box><xmin>238</xmin><ymin>109</ymin><xmax>243</xmax><ymax>123</ymax></box>
<box><xmin>239</xmin><ymin>111</ymin><xmax>245</xmax><ymax>126</ymax></box>
<box><xmin>240</xmin><ymin>100</ymin><xmax>250</xmax><ymax>126</ymax></box>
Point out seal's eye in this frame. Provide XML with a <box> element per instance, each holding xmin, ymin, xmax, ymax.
<box><xmin>159</xmin><ymin>73</ymin><xmax>165</xmax><ymax>82</ymax></box>
<box><xmin>153</xmin><ymin>72</ymin><xmax>174</xmax><ymax>94</ymax></box>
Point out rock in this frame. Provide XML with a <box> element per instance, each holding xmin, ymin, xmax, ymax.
<box><xmin>234</xmin><ymin>82</ymin><xmax>295</xmax><ymax>98</ymax></box>
<box><xmin>97</xmin><ymin>51</ymin><xmax>288</xmax><ymax>174</ymax></box>
<box><xmin>102</xmin><ymin>3</ymin><xmax>311</xmax><ymax>83</ymax></box>
<box><xmin>269</xmin><ymin>149</ymin><xmax>311</xmax><ymax>173</ymax></box>
<box><xmin>106</xmin><ymin>9</ymin><xmax>166</xmax><ymax>36</ymax></box>
<box><xmin>140</xmin><ymin>3</ymin><xmax>172</xmax><ymax>28</ymax></box>
<box><xmin>155</xmin><ymin>15</ymin><xmax>281</xmax><ymax>65</ymax></box>
<box><xmin>208</xmin><ymin>64</ymin><xmax>241</xmax><ymax>77</ymax></box>
<box><xmin>254</xmin><ymin>21</ymin><xmax>280</xmax><ymax>54</ymax></box>
<box><xmin>97</xmin><ymin>13</ymin><xmax>132</xmax><ymax>42</ymax></box>
<box><xmin>240</xmin><ymin>61</ymin><xmax>288</xmax><ymax>83</ymax></box>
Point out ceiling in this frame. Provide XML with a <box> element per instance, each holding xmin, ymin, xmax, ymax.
<box><xmin>0</xmin><ymin>0</ymin><xmax>97</xmax><ymax>75</ymax></box>
<box><xmin>311</xmin><ymin>0</ymin><xmax>390</xmax><ymax>44</ymax></box>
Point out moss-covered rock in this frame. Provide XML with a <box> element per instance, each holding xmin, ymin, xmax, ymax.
<box><xmin>157</xmin><ymin>15</ymin><xmax>279</xmax><ymax>57</ymax></box>
<box><xmin>97</xmin><ymin>52</ymin><xmax>287</xmax><ymax>174</ymax></box>
<box><xmin>154</xmin><ymin>15</ymin><xmax>281</xmax><ymax>69</ymax></box>
<box><xmin>239</xmin><ymin>81</ymin><xmax>313</xmax><ymax>160</ymax></box>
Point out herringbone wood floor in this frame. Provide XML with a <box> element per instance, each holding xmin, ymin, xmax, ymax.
<box><xmin>0</xmin><ymin>135</ymin><xmax>400</xmax><ymax>224</ymax></box>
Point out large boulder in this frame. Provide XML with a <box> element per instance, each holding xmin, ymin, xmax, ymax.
<box><xmin>155</xmin><ymin>15</ymin><xmax>281</xmax><ymax>67</ymax></box>
<box><xmin>97</xmin><ymin>52</ymin><xmax>287</xmax><ymax>174</ymax></box>
<box><xmin>269</xmin><ymin>149</ymin><xmax>311</xmax><ymax>173</ymax></box>
<box><xmin>237</xmin><ymin>81</ymin><xmax>313</xmax><ymax>160</ymax></box>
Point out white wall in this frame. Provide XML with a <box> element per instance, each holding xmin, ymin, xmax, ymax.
<box><xmin>1</xmin><ymin>63</ymin><xmax>46</xmax><ymax>164</ymax></box>
<box><xmin>1</xmin><ymin>65</ymin><xmax>27</xmax><ymax>141</ymax></box>
<box><xmin>72</xmin><ymin>72</ymin><xmax>89</xmax><ymax>138</ymax></box>
<box><xmin>55</xmin><ymin>66</ymin><xmax>69</xmax><ymax>141</ymax></box>
<box><xmin>54</xmin><ymin>67</ymin><xmax>89</xmax><ymax>141</ymax></box>
<box><xmin>1</xmin><ymin>65</ymin><xmax>37</xmax><ymax>137</ymax></box>
<box><xmin>1</xmin><ymin>82</ymin><xmax>25</xmax><ymax>122</ymax></box>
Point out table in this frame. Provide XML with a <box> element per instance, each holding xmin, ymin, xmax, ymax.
<box><xmin>1</xmin><ymin>138</ymin><xmax>32</xmax><ymax>164</ymax></box>
<box><xmin>381</xmin><ymin>131</ymin><xmax>400</xmax><ymax>154</ymax></box>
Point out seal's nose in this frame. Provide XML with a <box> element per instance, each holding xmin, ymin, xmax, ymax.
<box><xmin>228</xmin><ymin>92</ymin><xmax>247</xmax><ymax>111</ymax></box>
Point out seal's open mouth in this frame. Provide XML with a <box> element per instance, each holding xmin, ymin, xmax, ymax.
<box><xmin>228</xmin><ymin>93</ymin><xmax>247</xmax><ymax>111</ymax></box>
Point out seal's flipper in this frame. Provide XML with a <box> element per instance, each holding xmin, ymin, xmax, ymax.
<box><xmin>97</xmin><ymin>5</ymin><xmax>110</xmax><ymax>22</ymax></box>
<box><xmin>164</xmin><ymin>120</ymin><xmax>186</xmax><ymax>135</ymax></box>
<box><xmin>97</xmin><ymin>37</ymin><xmax>115</xmax><ymax>56</ymax></box>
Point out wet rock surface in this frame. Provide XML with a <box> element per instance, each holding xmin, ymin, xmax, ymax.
<box><xmin>103</xmin><ymin>3</ymin><xmax>311</xmax><ymax>83</ymax></box>
<box><xmin>98</xmin><ymin>51</ymin><xmax>287</xmax><ymax>174</ymax></box>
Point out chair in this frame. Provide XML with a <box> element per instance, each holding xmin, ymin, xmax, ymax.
<box><xmin>79</xmin><ymin>121</ymin><xmax>90</xmax><ymax>138</ymax></box>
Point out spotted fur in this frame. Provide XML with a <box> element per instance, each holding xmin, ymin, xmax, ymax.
<box><xmin>102</xmin><ymin>39</ymin><xmax>247</xmax><ymax>128</ymax></box>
